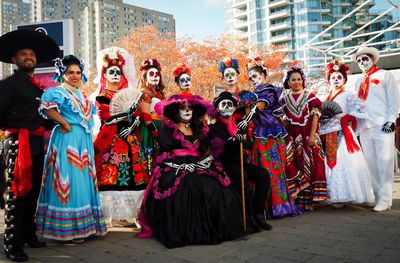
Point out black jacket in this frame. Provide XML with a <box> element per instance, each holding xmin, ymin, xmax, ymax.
<box><xmin>0</xmin><ymin>70</ymin><xmax>46</xmax><ymax>130</ymax></box>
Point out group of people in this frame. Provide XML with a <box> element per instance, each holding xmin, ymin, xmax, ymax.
<box><xmin>0</xmin><ymin>29</ymin><xmax>399</xmax><ymax>262</ymax></box>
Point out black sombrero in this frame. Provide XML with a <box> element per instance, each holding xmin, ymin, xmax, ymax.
<box><xmin>0</xmin><ymin>29</ymin><xmax>60</xmax><ymax>63</ymax></box>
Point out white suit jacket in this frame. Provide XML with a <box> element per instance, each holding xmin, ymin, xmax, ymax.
<box><xmin>354</xmin><ymin>69</ymin><xmax>400</xmax><ymax>129</ymax></box>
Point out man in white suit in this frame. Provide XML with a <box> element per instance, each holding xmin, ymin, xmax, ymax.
<box><xmin>352</xmin><ymin>46</ymin><xmax>400</xmax><ymax>212</ymax></box>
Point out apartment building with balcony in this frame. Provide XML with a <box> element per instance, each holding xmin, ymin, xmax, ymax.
<box><xmin>0</xmin><ymin>0</ymin><xmax>31</xmax><ymax>76</ymax></box>
<box><xmin>225</xmin><ymin>0</ymin><xmax>399</xmax><ymax>75</ymax></box>
<box><xmin>0</xmin><ymin>0</ymin><xmax>175</xmax><ymax>77</ymax></box>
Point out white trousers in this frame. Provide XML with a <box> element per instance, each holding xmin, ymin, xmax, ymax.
<box><xmin>360</xmin><ymin>126</ymin><xmax>395</xmax><ymax>206</ymax></box>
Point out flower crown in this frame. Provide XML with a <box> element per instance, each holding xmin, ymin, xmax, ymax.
<box><xmin>325</xmin><ymin>60</ymin><xmax>349</xmax><ymax>79</ymax></box>
<box><xmin>246</xmin><ymin>56</ymin><xmax>267</xmax><ymax>72</ymax></box>
<box><xmin>173</xmin><ymin>64</ymin><xmax>191</xmax><ymax>78</ymax></box>
<box><xmin>102</xmin><ymin>50</ymin><xmax>125</xmax><ymax>69</ymax></box>
<box><xmin>218</xmin><ymin>57</ymin><xmax>239</xmax><ymax>74</ymax></box>
<box><xmin>139</xmin><ymin>58</ymin><xmax>161</xmax><ymax>72</ymax></box>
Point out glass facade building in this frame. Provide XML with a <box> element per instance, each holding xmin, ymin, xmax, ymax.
<box><xmin>225</xmin><ymin>0</ymin><xmax>399</xmax><ymax>75</ymax></box>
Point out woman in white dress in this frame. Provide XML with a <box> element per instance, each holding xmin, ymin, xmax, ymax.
<box><xmin>319</xmin><ymin>60</ymin><xmax>375</xmax><ymax>207</ymax></box>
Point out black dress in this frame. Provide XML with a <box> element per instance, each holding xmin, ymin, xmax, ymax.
<box><xmin>209</xmin><ymin>119</ymin><xmax>271</xmax><ymax>228</ymax></box>
<box><xmin>138</xmin><ymin>123</ymin><xmax>244</xmax><ymax>248</ymax></box>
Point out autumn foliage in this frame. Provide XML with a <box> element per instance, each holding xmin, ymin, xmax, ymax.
<box><xmin>116</xmin><ymin>25</ymin><xmax>293</xmax><ymax>101</ymax></box>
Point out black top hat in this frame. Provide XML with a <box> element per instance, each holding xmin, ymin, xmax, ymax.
<box><xmin>0</xmin><ymin>29</ymin><xmax>60</xmax><ymax>63</ymax></box>
<box><xmin>213</xmin><ymin>91</ymin><xmax>239</xmax><ymax>107</ymax></box>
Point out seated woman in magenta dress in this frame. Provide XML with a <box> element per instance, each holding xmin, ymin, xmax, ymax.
<box><xmin>137</xmin><ymin>93</ymin><xmax>244</xmax><ymax>248</ymax></box>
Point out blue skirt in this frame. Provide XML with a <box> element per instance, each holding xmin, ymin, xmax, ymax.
<box><xmin>36</xmin><ymin>125</ymin><xmax>107</xmax><ymax>241</ymax></box>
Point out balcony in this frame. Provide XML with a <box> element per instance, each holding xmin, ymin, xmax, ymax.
<box><xmin>270</xmin><ymin>33</ymin><xmax>291</xmax><ymax>43</ymax></box>
<box><xmin>268</xmin><ymin>0</ymin><xmax>290</xmax><ymax>9</ymax></box>
<box><xmin>232</xmin><ymin>9</ymin><xmax>247</xmax><ymax>19</ymax></box>
<box><xmin>233</xmin><ymin>20</ymin><xmax>248</xmax><ymax>30</ymax></box>
<box><xmin>233</xmin><ymin>0</ymin><xmax>247</xmax><ymax>8</ymax></box>
<box><xmin>236</xmin><ymin>31</ymin><xmax>248</xmax><ymax>40</ymax></box>
<box><xmin>269</xmin><ymin>9</ymin><xmax>291</xmax><ymax>20</ymax></box>
<box><xmin>269</xmin><ymin>21</ymin><xmax>292</xmax><ymax>32</ymax></box>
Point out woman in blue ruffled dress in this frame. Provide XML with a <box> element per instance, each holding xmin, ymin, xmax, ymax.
<box><xmin>35</xmin><ymin>55</ymin><xmax>107</xmax><ymax>242</ymax></box>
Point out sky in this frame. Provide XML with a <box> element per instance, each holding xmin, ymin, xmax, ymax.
<box><xmin>125</xmin><ymin>0</ymin><xmax>398</xmax><ymax>42</ymax></box>
<box><xmin>125</xmin><ymin>0</ymin><xmax>225</xmax><ymax>41</ymax></box>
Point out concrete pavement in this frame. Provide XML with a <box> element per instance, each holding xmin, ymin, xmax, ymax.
<box><xmin>1</xmin><ymin>173</ymin><xmax>399</xmax><ymax>263</ymax></box>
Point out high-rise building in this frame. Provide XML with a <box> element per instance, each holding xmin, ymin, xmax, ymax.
<box><xmin>0</xmin><ymin>0</ymin><xmax>31</xmax><ymax>76</ymax></box>
<box><xmin>225</xmin><ymin>0</ymin><xmax>399</xmax><ymax>75</ymax></box>
<box><xmin>0</xmin><ymin>0</ymin><xmax>175</xmax><ymax>77</ymax></box>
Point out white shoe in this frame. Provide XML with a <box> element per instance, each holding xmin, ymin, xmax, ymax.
<box><xmin>373</xmin><ymin>203</ymin><xmax>391</xmax><ymax>212</ymax></box>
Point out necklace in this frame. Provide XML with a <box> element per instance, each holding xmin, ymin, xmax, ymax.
<box><xmin>64</xmin><ymin>83</ymin><xmax>80</xmax><ymax>92</ymax></box>
<box><xmin>179</xmin><ymin>122</ymin><xmax>190</xmax><ymax>128</ymax></box>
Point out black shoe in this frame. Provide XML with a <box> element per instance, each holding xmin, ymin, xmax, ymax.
<box><xmin>26</xmin><ymin>240</ymin><xmax>46</xmax><ymax>248</ymax></box>
<box><xmin>254</xmin><ymin>214</ymin><xmax>273</xmax><ymax>231</ymax></box>
<box><xmin>6</xmin><ymin>248</ymin><xmax>29</xmax><ymax>262</ymax></box>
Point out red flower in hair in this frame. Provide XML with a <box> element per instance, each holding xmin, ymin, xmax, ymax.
<box><xmin>173</xmin><ymin>64</ymin><xmax>191</xmax><ymax>77</ymax></box>
<box><xmin>139</xmin><ymin>58</ymin><xmax>162</xmax><ymax>72</ymax></box>
<box><xmin>223</xmin><ymin>58</ymin><xmax>233</xmax><ymax>67</ymax></box>
<box><xmin>326</xmin><ymin>60</ymin><xmax>349</xmax><ymax>80</ymax></box>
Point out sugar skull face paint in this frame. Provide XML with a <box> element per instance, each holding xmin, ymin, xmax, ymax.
<box><xmin>356</xmin><ymin>54</ymin><xmax>373</xmax><ymax>72</ymax></box>
<box><xmin>178</xmin><ymin>73</ymin><xmax>192</xmax><ymax>90</ymax></box>
<box><xmin>179</xmin><ymin>103</ymin><xmax>193</xmax><ymax>122</ymax></box>
<box><xmin>146</xmin><ymin>68</ymin><xmax>160</xmax><ymax>86</ymax></box>
<box><xmin>218</xmin><ymin>99</ymin><xmax>235</xmax><ymax>117</ymax></box>
<box><xmin>105</xmin><ymin>66</ymin><xmax>122</xmax><ymax>83</ymax></box>
<box><xmin>248</xmin><ymin>69</ymin><xmax>264</xmax><ymax>86</ymax></box>
<box><xmin>329</xmin><ymin>71</ymin><xmax>345</xmax><ymax>88</ymax></box>
<box><xmin>223</xmin><ymin>67</ymin><xmax>238</xmax><ymax>85</ymax></box>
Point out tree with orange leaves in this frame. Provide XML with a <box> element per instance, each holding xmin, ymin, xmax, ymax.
<box><xmin>117</xmin><ymin>25</ymin><xmax>292</xmax><ymax>101</ymax></box>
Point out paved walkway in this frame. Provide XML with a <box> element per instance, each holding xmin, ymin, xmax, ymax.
<box><xmin>1</xmin><ymin>174</ymin><xmax>400</xmax><ymax>263</ymax></box>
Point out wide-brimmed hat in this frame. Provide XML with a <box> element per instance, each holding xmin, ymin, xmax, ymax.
<box><xmin>213</xmin><ymin>91</ymin><xmax>239</xmax><ymax>107</ymax></box>
<box><xmin>155</xmin><ymin>93</ymin><xmax>213</xmax><ymax>122</ymax></box>
<box><xmin>351</xmin><ymin>46</ymin><xmax>379</xmax><ymax>64</ymax></box>
<box><xmin>0</xmin><ymin>29</ymin><xmax>60</xmax><ymax>63</ymax></box>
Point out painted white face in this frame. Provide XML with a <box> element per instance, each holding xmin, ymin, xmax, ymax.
<box><xmin>223</xmin><ymin>67</ymin><xmax>238</xmax><ymax>85</ymax></box>
<box><xmin>105</xmin><ymin>66</ymin><xmax>122</xmax><ymax>83</ymax></box>
<box><xmin>329</xmin><ymin>71</ymin><xmax>345</xmax><ymax>88</ymax></box>
<box><xmin>356</xmin><ymin>54</ymin><xmax>373</xmax><ymax>72</ymax></box>
<box><xmin>248</xmin><ymin>69</ymin><xmax>264</xmax><ymax>86</ymax></box>
<box><xmin>146</xmin><ymin>68</ymin><xmax>160</xmax><ymax>86</ymax></box>
<box><xmin>218</xmin><ymin>99</ymin><xmax>235</xmax><ymax>117</ymax></box>
<box><xmin>178</xmin><ymin>73</ymin><xmax>192</xmax><ymax>90</ymax></box>
<box><xmin>179</xmin><ymin>103</ymin><xmax>193</xmax><ymax>122</ymax></box>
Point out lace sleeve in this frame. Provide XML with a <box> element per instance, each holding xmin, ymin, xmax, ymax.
<box><xmin>319</xmin><ymin>116</ymin><xmax>341</xmax><ymax>135</ymax></box>
<box><xmin>347</xmin><ymin>91</ymin><xmax>367</xmax><ymax>119</ymax></box>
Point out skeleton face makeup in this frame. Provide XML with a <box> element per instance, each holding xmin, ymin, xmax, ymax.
<box><xmin>146</xmin><ymin>68</ymin><xmax>160</xmax><ymax>86</ymax></box>
<box><xmin>105</xmin><ymin>66</ymin><xmax>122</xmax><ymax>83</ymax></box>
<box><xmin>179</xmin><ymin>103</ymin><xmax>193</xmax><ymax>122</ymax></box>
<box><xmin>223</xmin><ymin>68</ymin><xmax>238</xmax><ymax>85</ymax></box>
<box><xmin>329</xmin><ymin>71</ymin><xmax>345</xmax><ymax>88</ymax></box>
<box><xmin>356</xmin><ymin>54</ymin><xmax>373</xmax><ymax>72</ymax></box>
<box><xmin>178</xmin><ymin>73</ymin><xmax>192</xmax><ymax>90</ymax></box>
<box><xmin>248</xmin><ymin>69</ymin><xmax>264</xmax><ymax>86</ymax></box>
<box><xmin>218</xmin><ymin>99</ymin><xmax>235</xmax><ymax>117</ymax></box>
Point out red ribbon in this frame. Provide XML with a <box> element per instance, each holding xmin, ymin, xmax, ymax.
<box><xmin>358</xmin><ymin>66</ymin><xmax>380</xmax><ymax>101</ymax></box>
<box><xmin>340</xmin><ymin>114</ymin><xmax>360</xmax><ymax>154</ymax></box>
<box><xmin>6</xmin><ymin>127</ymin><xmax>45</xmax><ymax>197</ymax></box>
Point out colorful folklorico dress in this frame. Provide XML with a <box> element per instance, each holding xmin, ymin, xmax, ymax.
<box><xmin>94</xmin><ymin>89</ymin><xmax>148</xmax><ymax>225</ymax></box>
<box><xmin>250</xmin><ymin>84</ymin><xmax>301</xmax><ymax>217</ymax></box>
<box><xmin>281</xmin><ymin>90</ymin><xmax>327</xmax><ymax>208</ymax></box>
<box><xmin>138</xmin><ymin>89</ymin><xmax>164</xmax><ymax>176</ymax></box>
<box><xmin>319</xmin><ymin>89</ymin><xmax>375</xmax><ymax>204</ymax></box>
<box><xmin>36</xmin><ymin>85</ymin><xmax>107</xmax><ymax>241</ymax></box>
